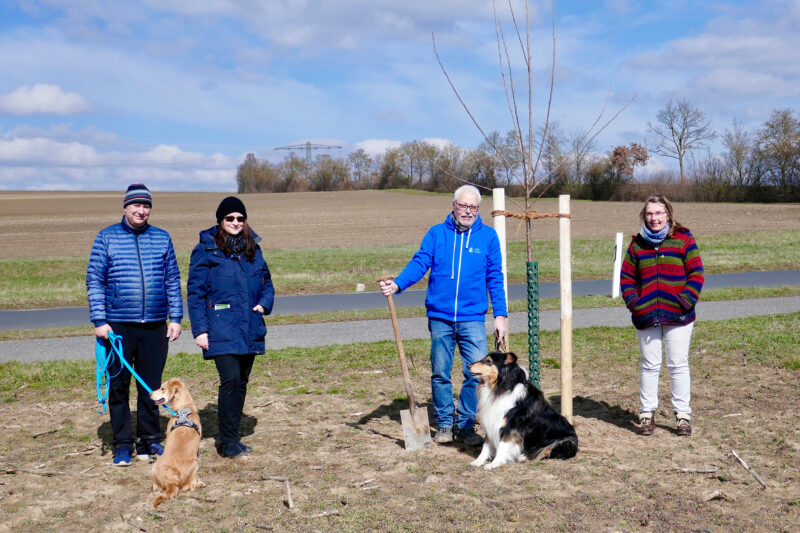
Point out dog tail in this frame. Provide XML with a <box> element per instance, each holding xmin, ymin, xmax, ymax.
<box><xmin>153</xmin><ymin>495</ymin><xmax>166</xmax><ymax>508</ymax></box>
<box><xmin>549</xmin><ymin>436</ymin><xmax>578</xmax><ymax>460</ymax></box>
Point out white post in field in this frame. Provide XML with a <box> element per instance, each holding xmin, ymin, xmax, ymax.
<box><xmin>558</xmin><ymin>194</ymin><xmax>573</xmax><ymax>423</ymax></box>
<box><xmin>492</xmin><ymin>188</ymin><xmax>508</xmax><ymax>347</ymax></box>
<box><xmin>612</xmin><ymin>232</ymin><xmax>624</xmax><ymax>298</ymax></box>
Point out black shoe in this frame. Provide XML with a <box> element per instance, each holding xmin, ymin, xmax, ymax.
<box><xmin>220</xmin><ymin>442</ymin><xmax>248</xmax><ymax>458</ymax></box>
<box><xmin>454</xmin><ymin>427</ymin><xmax>484</xmax><ymax>447</ymax></box>
<box><xmin>237</xmin><ymin>442</ymin><xmax>253</xmax><ymax>453</ymax></box>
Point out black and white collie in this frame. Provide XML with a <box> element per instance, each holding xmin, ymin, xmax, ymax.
<box><xmin>468</xmin><ymin>351</ymin><xmax>578</xmax><ymax>470</ymax></box>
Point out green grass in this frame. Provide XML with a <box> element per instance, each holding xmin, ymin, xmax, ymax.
<box><xmin>1</xmin><ymin>285</ymin><xmax>798</xmax><ymax>341</ymax></box>
<box><xmin>1</xmin><ymin>313</ymin><xmax>797</xmax><ymax>394</ymax></box>
<box><xmin>1</xmin><ymin>230</ymin><xmax>798</xmax><ymax>310</ymax></box>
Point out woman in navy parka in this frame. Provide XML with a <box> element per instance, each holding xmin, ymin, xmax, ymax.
<box><xmin>187</xmin><ymin>197</ymin><xmax>274</xmax><ymax>458</ymax></box>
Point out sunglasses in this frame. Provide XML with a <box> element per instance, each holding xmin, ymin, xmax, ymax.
<box><xmin>224</xmin><ymin>215</ymin><xmax>245</xmax><ymax>223</ymax></box>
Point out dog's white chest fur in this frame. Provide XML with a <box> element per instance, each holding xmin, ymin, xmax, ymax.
<box><xmin>472</xmin><ymin>383</ymin><xmax>528</xmax><ymax>469</ymax></box>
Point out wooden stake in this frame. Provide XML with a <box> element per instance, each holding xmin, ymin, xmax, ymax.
<box><xmin>492</xmin><ymin>188</ymin><xmax>509</xmax><ymax>348</ymax></box>
<box><xmin>558</xmin><ymin>194</ymin><xmax>573</xmax><ymax>423</ymax></box>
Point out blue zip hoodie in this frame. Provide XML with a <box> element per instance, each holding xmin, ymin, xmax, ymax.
<box><xmin>394</xmin><ymin>213</ymin><xmax>507</xmax><ymax>322</ymax></box>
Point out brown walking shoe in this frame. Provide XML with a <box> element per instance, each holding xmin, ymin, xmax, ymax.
<box><xmin>676</xmin><ymin>417</ymin><xmax>692</xmax><ymax>437</ymax></box>
<box><xmin>638</xmin><ymin>415</ymin><xmax>655</xmax><ymax>436</ymax></box>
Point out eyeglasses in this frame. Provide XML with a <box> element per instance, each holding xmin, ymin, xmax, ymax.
<box><xmin>454</xmin><ymin>202</ymin><xmax>479</xmax><ymax>212</ymax></box>
<box><xmin>645</xmin><ymin>211</ymin><xmax>667</xmax><ymax>219</ymax></box>
<box><xmin>224</xmin><ymin>215</ymin><xmax>245</xmax><ymax>223</ymax></box>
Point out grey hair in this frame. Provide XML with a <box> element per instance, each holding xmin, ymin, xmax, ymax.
<box><xmin>453</xmin><ymin>185</ymin><xmax>481</xmax><ymax>204</ymax></box>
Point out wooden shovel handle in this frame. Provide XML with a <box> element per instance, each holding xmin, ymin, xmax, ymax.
<box><xmin>376</xmin><ymin>276</ymin><xmax>418</xmax><ymax>413</ymax></box>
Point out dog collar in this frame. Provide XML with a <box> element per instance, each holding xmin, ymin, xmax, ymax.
<box><xmin>171</xmin><ymin>407</ymin><xmax>201</xmax><ymax>434</ymax></box>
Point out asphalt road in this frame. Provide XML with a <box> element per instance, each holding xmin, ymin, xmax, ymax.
<box><xmin>1</xmin><ymin>270</ymin><xmax>797</xmax><ymax>331</ymax></box>
<box><xmin>2</xmin><ymin>294</ymin><xmax>798</xmax><ymax>363</ymax></box>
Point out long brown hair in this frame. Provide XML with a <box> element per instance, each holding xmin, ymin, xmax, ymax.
<box><xmin>215</xmin><ymin>221</ymin><xmax>257</xmax><ymax>261</ymax></box>
<box><xmin>639</xmin><ymin>194</ymin><xmax>684</xmax><ymax>237</ymax></box>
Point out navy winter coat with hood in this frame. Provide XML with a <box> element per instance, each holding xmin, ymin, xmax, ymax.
<box><xmin>86</xmin><ymin>217</ymin><xmax>183</xmax><ymax>326</ymax></box>
<box><xmin>394</xmin><ymin>213</ymin><xmax>507</xmax><ymax>322</ymax></box>
<box><xmin>187</xmin><ymin>226</ymin><xmax>275</xmax><ymax>359</ymax></box>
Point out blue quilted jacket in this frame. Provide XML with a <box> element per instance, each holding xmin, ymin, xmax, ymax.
<box><xmin>187</xmin><ymin>226</ymin><xmax>275</xmax><ymax>358</ymax></box>
<box><xmin>86</xmin><ymin>218</ymin><xmax>183</xmax><ymax>326</ymax></box>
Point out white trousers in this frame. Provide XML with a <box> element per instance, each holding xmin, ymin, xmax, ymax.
<box><xmin>636</xmin><ymin>322</ymin><xmax>694</xmax><ymax>416</ymax></box>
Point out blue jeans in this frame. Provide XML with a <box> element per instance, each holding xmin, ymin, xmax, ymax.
<box><xmin>428</xmin><ymin>317</ymin><xmax>487</xmax><ymax>430</ymax></box>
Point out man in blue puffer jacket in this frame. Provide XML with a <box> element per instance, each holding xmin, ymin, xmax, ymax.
<box><xmin>379</xmin><ymin>185</ymin><xmax>507</xmax><ymax>447</ymax></box>
<box><xmin>86</xmin><ymin>183</ymin><xmax>183</xmax><ymax>466</ymax></box>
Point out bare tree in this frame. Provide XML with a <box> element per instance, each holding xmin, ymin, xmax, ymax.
<box><xmin>311</xmin><ymin>154</ymin><xmax>349</xmax><ymax>191</ymax></box>
<box><xmin>648</xmin><ymin>99</ymin><xmax>716</xmax><ymax>186</ymax></box>
<box><xmin>348</xmin><ymin>149</ymin><xmax>374</xmax><ymax>188</ymax></box>
<box><xmin>568</xmin><ymin>127</ymin><xmax>596</xmax><ymax>187</ymax></box>
<box><xmin>754</xmin><ymin>108</ymin><xmax>800</xmax><ymax>192</ymax></box>
<box><xmin>433</xmin><ymin>0</ymin><xmax>632</xmax><ymax>260</ymax></box>
<box><xmin>722</xmin><ymin>119</ymin><xmax>752</xmax><ymax>188</ymax></box>
<box><xmin>236</xmin><ymin>153</ymin><xmax>282</xmax><ymax>193</ymax></box>
<box><xmin>280</xmin><ymin>154</ymin><xmax>309</xmax><ymax>192</ymax></box>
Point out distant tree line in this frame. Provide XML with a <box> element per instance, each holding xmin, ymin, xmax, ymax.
<box><xmin>237</xmin><ymin>106</ymin><xmax>800</xmax><ymax>202</ymax></box>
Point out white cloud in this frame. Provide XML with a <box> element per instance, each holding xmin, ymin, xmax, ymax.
<box><xmin>355</xmin><ymin>139</ymin><xmax>403</xmax><ymax>155</ymax></box>
<box><xmin>144</xmin><ymin>1</ymin><xmax>503</xmax><ymax>48</ymax></box>
<box><xmin>0</xmin><ymin>131</ymin><xmax>237</xmax><ymax>191</ymax></box>
<box><xmin>0</xmin><ymin>84</ymin><xmax>91</xmax><ymax>116</ymax></box>
<box><xmin>0</xmin><ymin>137</ymin><xmax>100</xmax><ymax>165</ymax></box>
<box><xmin>8</xmin><ymin>123</ymin><xmax>120</xmax><ymax>146</ymax></box>
<box><xmin>420</xmin><ymin>137</ymin><xmax>455</xmax><ymax>149</ymax></box>
<box><xmin>625</xmin><ymin>11</ymin><xmax>800</xmax><ymax>101</ymax></box>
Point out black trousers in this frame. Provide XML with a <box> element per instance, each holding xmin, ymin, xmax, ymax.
<box><xmin>106</xmin><ymin>321</ymin><xmax>168</xmax><ymax>451</ymax></box>
<box><xmin>213</xmin><ymin>354</ymin><xmax>256</xmax><ymax>446</ymax></box>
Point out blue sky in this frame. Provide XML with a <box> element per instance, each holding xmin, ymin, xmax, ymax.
<box><xmin>0</xmin><ymin>0</ymin><xmax>798</xmax><ymax>191</ymax></box>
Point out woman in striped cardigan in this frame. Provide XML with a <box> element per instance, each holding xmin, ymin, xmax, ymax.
<box><xmin>620</xmin><ymin>195</ymin><xmax>704</xmax><ymax>437</ymax></box>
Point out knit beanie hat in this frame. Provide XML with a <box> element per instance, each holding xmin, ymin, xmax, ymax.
<box><xmin>216</xmin><ymin>196</ymin><xmax>248</xmax><ymax>224</ymax></box>
<box><xmin>123</xmin><ymin>183</ymin><xmax>152</xmax><ymax>207</ymax></box>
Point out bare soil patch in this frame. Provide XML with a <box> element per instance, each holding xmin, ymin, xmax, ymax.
<box><xmin>1</xmin><ymin>190</ymin><xmax>798</xmax><ymax>260</ymax></box>
<box><xmin>1</xmin><ymin>336</ymin><xmax>798</xmax><ymax>532</ymax></box>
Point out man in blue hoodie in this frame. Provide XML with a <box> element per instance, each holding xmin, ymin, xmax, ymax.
<box><xmin>379</xmin><ymin>185</ymin><xmax>507</xmax><ymax>446</ymax></box>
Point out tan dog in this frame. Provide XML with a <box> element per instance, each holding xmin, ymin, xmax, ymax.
<box><xmin>149</xmin><ymin>378</ymin><xmax>205</xmax><ymax>507</ymax></box>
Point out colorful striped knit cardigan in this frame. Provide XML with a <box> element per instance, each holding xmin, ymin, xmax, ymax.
<box><xmin>620</xmin><ymin>226</ymin><xmax>705</xmax><ymax>330</ymax></box>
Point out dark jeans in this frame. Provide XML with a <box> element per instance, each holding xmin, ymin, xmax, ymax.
<box><xmin>214</xmin><ymin>354</ymin><xmax>256</xmax><ymax>446</ymax></box>
<box><xmin>106</xmin><ymin>321</ymin><xmax>168</xmax><ymax>452</ymax></box>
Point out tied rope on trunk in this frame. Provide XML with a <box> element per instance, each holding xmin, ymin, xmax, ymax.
<box><xmin>490</xmin><ymin>209</ymin><xmax>571</xmax><ymax>220</ymax></box>
<box><xmin>491</xmin><ymin>209</ymin><xmax>571</xmax><ymax>236</ymax></box>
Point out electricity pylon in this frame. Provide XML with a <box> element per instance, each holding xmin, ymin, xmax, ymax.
<box><xmin>274</xmin><ymin>141</ymin><xmax>343</xmax><ymax>168</ymax></box>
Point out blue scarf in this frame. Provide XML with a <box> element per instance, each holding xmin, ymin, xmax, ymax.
<box><xmin>640</xmin><ymin>222</ymin><xmax>670</xmax><ymax>245</ymax></box>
